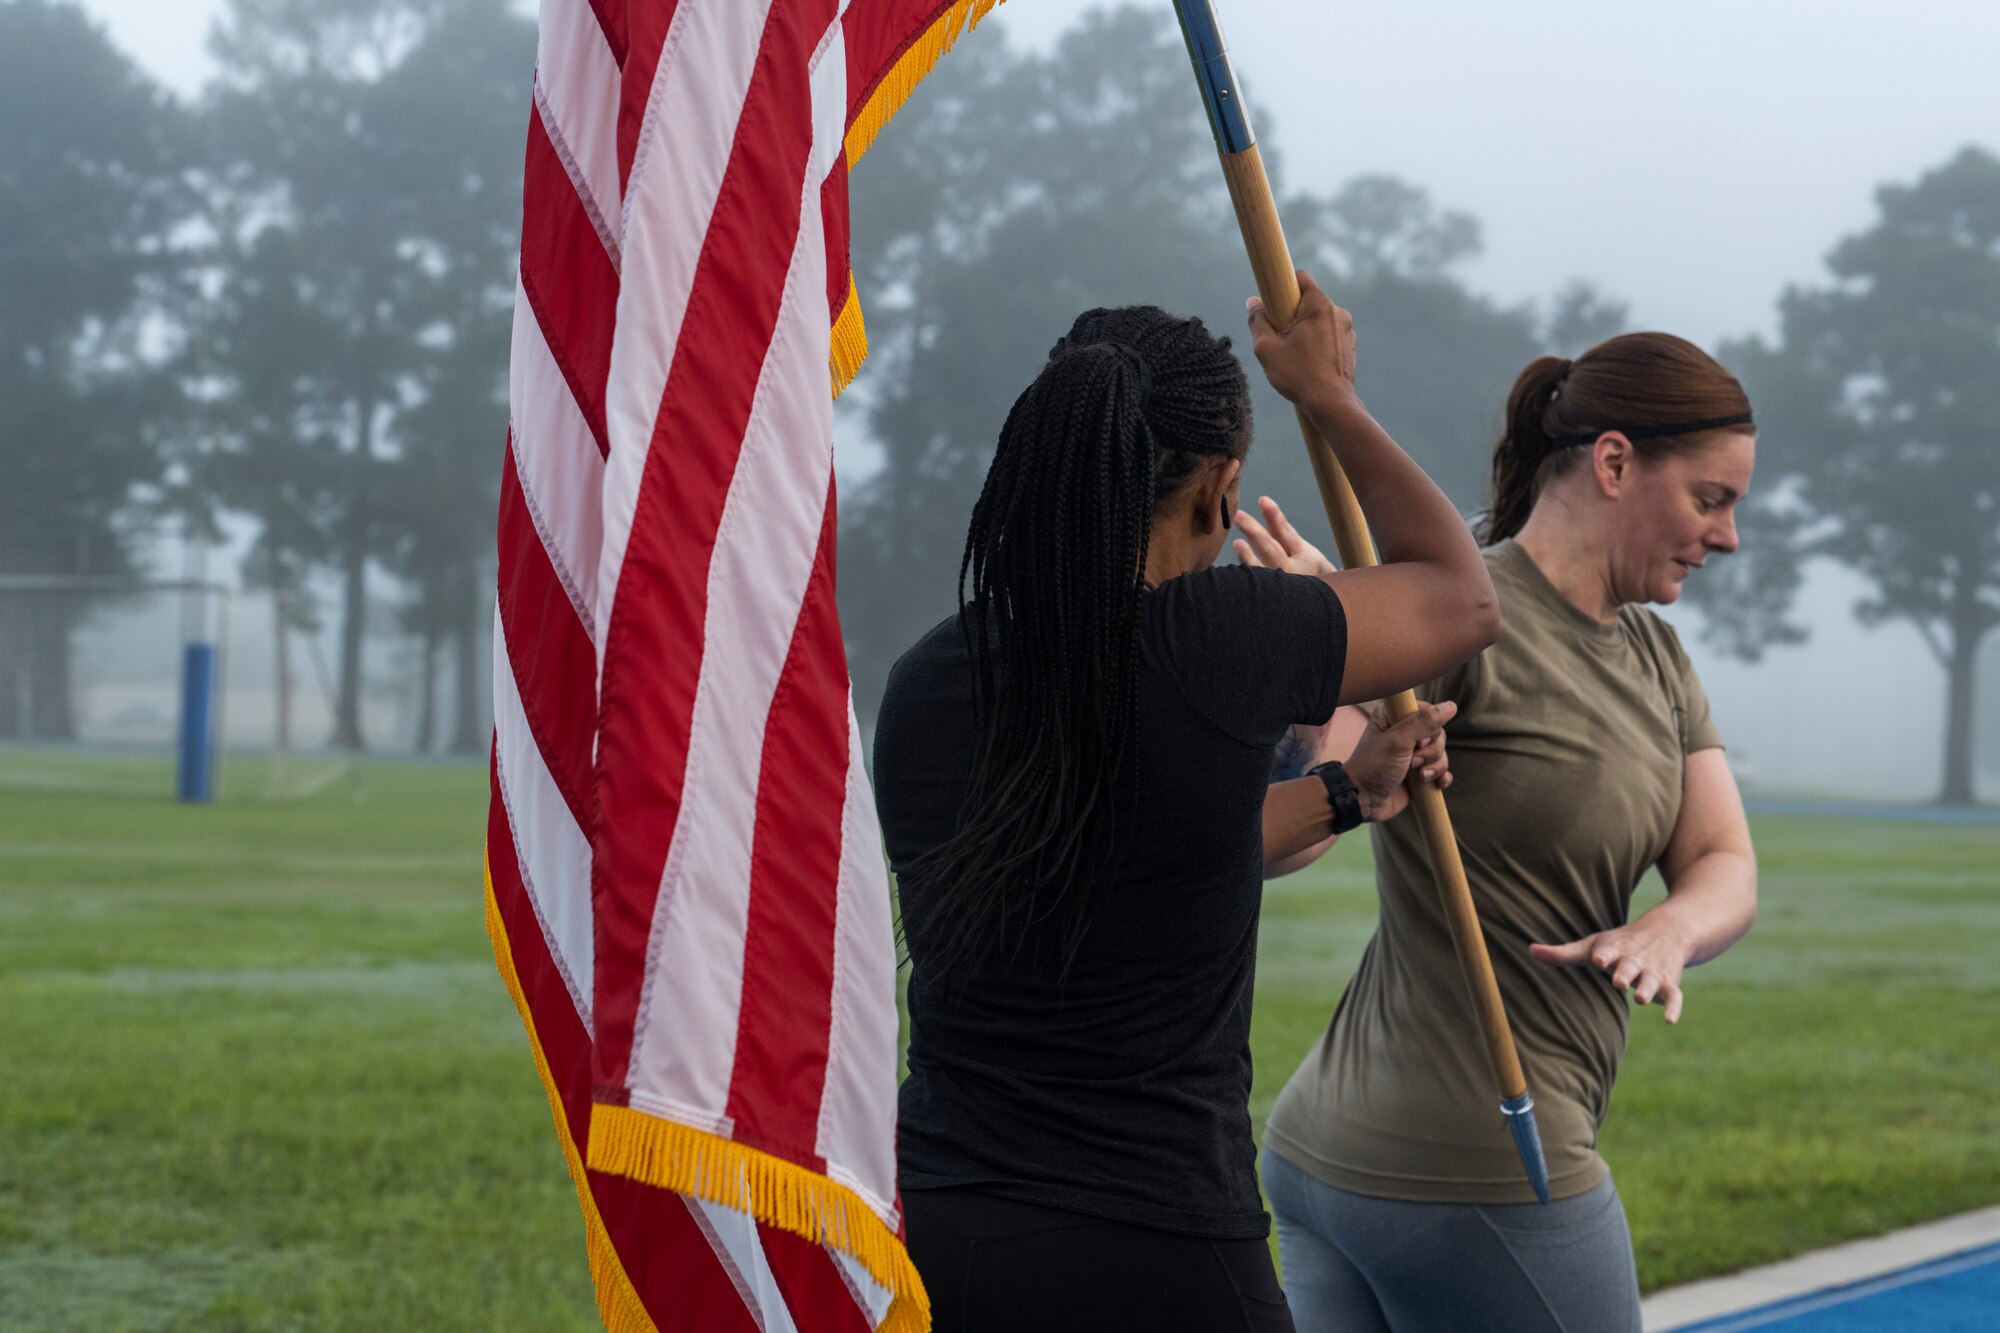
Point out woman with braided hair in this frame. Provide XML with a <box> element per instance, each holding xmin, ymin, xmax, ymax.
<box><xmin>1250</xmin><ymin>333</ymin><xmax>1762</xmax><ymax>1333</ymax></box>
<box><xmin>872</xmin><ymin>274</ymin><xmax>1500</xmax><ymax>1332</ymax></box>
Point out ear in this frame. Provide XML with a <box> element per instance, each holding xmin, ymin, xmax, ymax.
<box><xmin>1191</xmin><ymin>458</ymin><xmax>1244</xmax><ymax>535</ymax></box>
<box><xmin>1590</xmin><ymin>431</ymin><xmax>1634</xmax><ymax>499</ymax></box>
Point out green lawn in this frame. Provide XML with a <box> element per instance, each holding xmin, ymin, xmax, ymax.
<box><xmin>1</xmin><ymin>749</ymin><xmax>1995</xmax><ymax>1328</ymax></box>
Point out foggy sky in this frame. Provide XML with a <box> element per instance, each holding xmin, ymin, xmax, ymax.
<box><xmin>65</xmin><ymin>0</ymin><xmax>1998</xmax><ymax>798</ymax></box>
<box><xmin>79</xmin><ymin>0</ymin><xmax>2000</xmax><ymax>345</ymax></box>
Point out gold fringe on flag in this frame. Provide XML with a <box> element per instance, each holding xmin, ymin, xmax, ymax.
<box><xmin>483</xmin><ymin>859</ymin><xmax>661</xmax><ymax>1333</ymax></box>
<box><xmin>830</xmin><ymin>271</ymin><xmax>870</xmax><ymax>397</ymax></box>
<box><xmin>844</xmin><ymin>0</ymin><xmax>1006</xmax><ymax>169</ymax></box>
<box><xmin>829</xmin><ymin>0</ymin><xmax>1007</xmax><ymax>398</ymax></box>
<box><xmin>589</xmin><ymin>1103</ymin><xmax>931</xmax><ymax>1333</ymax></box>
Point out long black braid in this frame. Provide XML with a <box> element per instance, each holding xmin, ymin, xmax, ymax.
<box><xmin>904</xmin><ymin>306</ymin><xmax>1252</xmax><ymax>978</ymax></box>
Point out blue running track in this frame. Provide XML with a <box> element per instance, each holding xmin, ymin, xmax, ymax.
<box><xmin>1669</xmin><ymin>1241</ymin><xmax>2000</xmax><ymax>1331</ymax></box>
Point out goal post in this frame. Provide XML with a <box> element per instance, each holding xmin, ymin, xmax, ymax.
<box><xmin>0</xmin><ymin>574</ymin><xmax>230</xmax><ymax>802</ymax></box>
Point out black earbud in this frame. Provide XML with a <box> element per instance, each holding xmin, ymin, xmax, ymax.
<box><xmin>1221</xmin><ymin>500</ymin><xmax>1233</xmax><ymax>531</ymax></box>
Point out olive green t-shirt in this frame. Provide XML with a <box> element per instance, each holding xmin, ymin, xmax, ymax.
<box><xmin>1263</xmin><ymin>539</ymin><xmax>1722</xmax><ymax>1204</ymax></box>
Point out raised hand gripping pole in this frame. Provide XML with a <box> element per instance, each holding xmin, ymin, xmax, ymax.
<box><xmin>1172</xmin><ymin>0</ymin><xmax>1550</xmax><ymax>1203</ymax></box>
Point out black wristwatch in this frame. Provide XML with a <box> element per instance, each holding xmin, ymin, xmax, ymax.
<box><xmin>1307</xmin><ymin>759</ymin><xmax>1366</xmax><ymax>834</ymax></box>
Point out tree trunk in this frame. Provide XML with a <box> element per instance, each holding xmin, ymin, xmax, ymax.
<box><xmin>0</xmin><ymin>597</ymin><xmax>23</xmax><ymax>739</ymax></box>
<box><xmin>414</xmin><ymin>628</ymin><xmax>438</xmax><ymax>754</ymax></box>
<box><xmin>333</xmin><ymin>539</ymin><xmax>367</xmax><ymax>750</ymax></box>
<box><xmin>1939</xmin><ymin>616</ymin><xmax>1984</xmax><ymax>806</ymax></box>
<box><xmin>27</xmin><ymin>598</ymin><xmax>76</xmax><ymax>740</ymax></box>
<box><xmin>273</xmin><ymin>591</ymin><xmax>293</xmax><ymax>755</ymax></box>
<box><xmin>332</xmin><ymin>400</ymin><xmax>377</xmax><ymax>751</ymax></box>
<box><xmin>449</xmin><ymin>580</ymin><xmax>486</xmax><ymax>755</ymax></box>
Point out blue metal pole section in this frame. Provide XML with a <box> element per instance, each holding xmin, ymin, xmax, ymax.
<box><xmin>1171</xmin><ymin>0</ymin><xmax>1550</xmax><ymax>1206</ymax></box>
<box><xmin>177</xmin><ymin>641</ymin><xmax>217</xmax><ymax>804</ymax></box>
<box><xmin>1172</xmin><ymin>0</ymin><xmax>1256</xmax><ymax>153</ymax></box>
<box><xmin>1502</xmin><ymin>1093</ymin><xmax>1552</xmax><ymax>1205</ymax></box>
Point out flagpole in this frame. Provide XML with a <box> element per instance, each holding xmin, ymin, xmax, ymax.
<box><xmin>1171</xmin><ymin>0</ymin><xmax>1551</xmax><ymax>1204</ymax></box>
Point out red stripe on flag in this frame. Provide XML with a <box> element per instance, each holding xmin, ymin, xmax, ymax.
<box><xmin>842</xmin><ymin>0</ymin><xmax>961</xmax><ymax>126</ymax></box>
<box><xmin>757</xmin><ymin>1224</ymin><xmax>877</xmax><ymax>1333</ymax></box>
<box><xmin>489</xmin><ymin>768</ymin><xmax>593</xmax><ymax>1149</ymax></box>
<box><xmin>498</xmin><ymin>444</ymin><xmax>597</xmax><ymax>831</ymax></box>
<box><xmin>591</xmin><ymin>0</ymin><xmax>832</xmax><ymax>1095</ymax></box>
<box><xmin>584</xmin><ymin>0</ymin><xmax>626</xmax><ymax>67</ymax></box>
<box><xmin>522</xmin><ymin>103</ymin><xmax>618</xmax><ymax>457</ymax></box>
<box><xmin>496</xmin><ymin>768</ymin><xmax>751</xmax><ymax>1332</ymax></box>
<box><xmin>615</xmin><ymin>0</ymin><xmax>685</xmax><ymax>192</ymax></box>
<box><xmin>726</xmin><ymin>480</ymin><xmax>846</xmax><ymax>1160</ymax></box>
<box><xmin>591</xmin><ymin>1174</ymin><xmax>766</xmax><ymax>1333</ymax></box>
<box><xmin>821</xmin><ymin>161</ymin><xmax>851</xmax><ymax>323</ymax></box>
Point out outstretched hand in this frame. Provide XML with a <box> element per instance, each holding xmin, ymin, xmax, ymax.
<box><xmin>1345</xmin><ymin>700</ymin><xmax>1455</xmax><ymax>823</ymax></box>
<box><xmin>1234</xmin><ymin>495</ymin><xmax>1336</xmax><ymax>578</ymax></box>
<box><xmin>1530</xmin><ymin>919</ymin><xmax>1694</xmax><ymax>1024</ymax></box>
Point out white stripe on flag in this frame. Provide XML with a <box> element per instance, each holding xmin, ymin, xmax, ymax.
<box><xmin>815</xmin><ymin>695</ymin><xmax>903</xmax><ymax>1220</ymax></box>
<box><xmin>596</xmin><ymin>0</ymin><xmax>775</xmax><ymax>686</ymax></box>
<box><xmin>493</xmin><ymin>601</ymin><xmax>595</xmax><ymax>1032</ymax></box>
<box><xmin>508</xmin><ymin>281</ymin><xmax>604</xmax><ymax>640</ymax></box>
<box><xmin>625</xmin><ymin>14</ymin><xmax>849</xmax><ymax>1114</ymax></box>
<box><xmin>532</xmin><ymin>0</ymin><xmax>622</xmax><ymax>269</ymax></box>
<box><xmin>688</xmin><ymin>1199</ymin><xmax>801</xmax><ymax>1333</ymax></box>
<box><xmin>831</xmin><ymin>1245</ymin><xmax>895</xmax><ymax>1331</ymax></box>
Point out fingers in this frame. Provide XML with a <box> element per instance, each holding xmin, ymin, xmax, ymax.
<box><xmin>1412</xmin><ymin>732</ymin><xmax>1447</xmax><ymax>785</ymax></box>
<box><xmin>1257</xmin><ymin>495</ymin><xmax>1305</xmax><ymax>554</ymax></box>
<box><xmin>1610</xmin><ymin>955</ymin><xmax>1645</xmax><ymax>993</ymax></box>
<box><xmin>1380</xmin><ymin>702</ymin><xmax>1457</xmax><ymax>784</ymax></box>
<box><xmin>1245</xmin><ymin>295</ymin><xmax>1272</xmax><ymax>340</ymax></box>
<box><xmin>1231</xmin><ymin>537</ymin><xmax>1263</xmax><ymax>568</ymax></box>
<box><xmin>1232</xmin><ymin>509</ymin><xmax>1288</xmax><ymax>566</ymax></box>
<box><xmin>1528</xmin><ymin>938</ymin><xmax>1596</xmax><ymax>967</ymax></box>
<box><xmin>1630</xmin><ymin>971</ymin><xmax>1684</xmax><ymax>1020</ymax></box>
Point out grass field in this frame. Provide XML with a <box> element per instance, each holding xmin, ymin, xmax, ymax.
<box><xmin>1</xmin><ymin>750</ymin><xmax>1996</xmax><ymax>1329</ymax></box>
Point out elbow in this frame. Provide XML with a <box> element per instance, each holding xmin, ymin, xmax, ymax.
<box><xmin>1468</xmin><ymin>587</ymin><xmax>1502</xmax><ymax>652</ymax></box>
<box><xmin>1453</xmin><ymin>579</ymin><xmax>1501</xmax><ymax>658</ymax></box>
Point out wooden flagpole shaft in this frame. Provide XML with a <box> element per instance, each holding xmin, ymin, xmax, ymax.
<box><xmin>1217</xmin><ymin>146</ymin><xmax>1529</xmax><ymax>1107</ymax></box>
<box><xmin>1170</xmin><ymin>8</ymin><xmax>1548</xmax><ymax>1193</ymax></box>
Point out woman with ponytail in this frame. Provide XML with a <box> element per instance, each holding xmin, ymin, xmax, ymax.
<box><xmin>872</xmin><ymin>274</ymin><xmax>1499</xmax><ymax>1333</ymax></box>
<box><xmin>1251</xmin><ymin>333</ymin><xmax>1762</xmax><ymax>1333</ymax></box>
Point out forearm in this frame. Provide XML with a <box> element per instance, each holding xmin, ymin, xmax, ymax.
<box><xmin>1264</xmin><ymin>834</ymin><xmax>1339</xmax><ymax>879</ymax></box>
<box><xmin>1642</xmin><ymin>850</ymin><xmax>1758</xmax><ymax>967</ymax></box>
<box><xmin>1299</xmin><ymin>389</ymin><xmax>1487</xmax><ymax>579</ymax></box>
<box><xmin>1262</xmin><ymin>777</ymin><xmax>1336</xmax><ymax>867</ymax></box>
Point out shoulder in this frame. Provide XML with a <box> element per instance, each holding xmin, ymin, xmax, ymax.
<box><xmin>1617</xmin><ymin>603</ymin><xmax>1706</xmax><ymax>694</ymax></box>
<box><xmin>880</xmin><ymin>615</ymin><xmax>970</xmax><ymax>714</ymax></box>
<box><xmin>1617</xmin><ymin>603</ymin><xmax>1693</xmax><ymax>663</ymax></box>
<box><xmin>1147</xmin><ymin>564</ymin><xmax>1340</xmax><ymax>623</ymax></box>
<box><xmin>1481</xmin><ymin>539</ymin><xmax>1537</xmax><ymax>596</ymax></box>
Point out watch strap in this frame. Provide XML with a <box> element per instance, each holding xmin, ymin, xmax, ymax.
<box><xmin>1308</xmin><ymin>759</ymin><xmax>1366</xmax><ymax>835</ymax></box>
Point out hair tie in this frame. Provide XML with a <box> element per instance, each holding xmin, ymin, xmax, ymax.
<box><xmin>1109</xmin><ymin>343</ymin><xmax>1154</xmax><ymax>401</ymax></box>
<box><xmin>1550</xmin><ymin>411</ymin><xmax>1756</xmax><ymax>449</ymax></box>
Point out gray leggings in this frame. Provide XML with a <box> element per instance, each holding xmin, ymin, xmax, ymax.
<box><xmin>1262</xmin><ymin>1149</ymin><xmax>1642</xmax><ymax>1333</ymax></box>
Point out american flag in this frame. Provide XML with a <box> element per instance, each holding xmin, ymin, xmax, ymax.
<box><xmin>486</xmin><ymin>3</ymin><xmax>1001</xmax><ymax>1328</ymax></box>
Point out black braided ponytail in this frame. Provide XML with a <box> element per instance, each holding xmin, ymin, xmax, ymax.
<box><xmin>904</xmin><ymin>306</ymin><xmax>1251</xmax><ymax>976</ymax></box>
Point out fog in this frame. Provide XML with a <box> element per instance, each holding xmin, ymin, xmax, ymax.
<box><xmin>16</xmin><ymin>0</ymin><xmax>1999</xmax><ymax>802</ymax></box>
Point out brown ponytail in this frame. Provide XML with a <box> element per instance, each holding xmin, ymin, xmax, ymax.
<box><xmin>1480</xmin><ymin>333</ymin><xmax>1753</xmax><ymax>544</ymax></box>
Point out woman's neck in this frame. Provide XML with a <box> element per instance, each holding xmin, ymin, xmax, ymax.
<box><xmin>1514</xmin><ymin>511</ymin><xmax>1620</xmax><ymax>624</ymax></box>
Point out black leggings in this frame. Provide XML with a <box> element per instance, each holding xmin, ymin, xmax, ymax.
<box><xmin>904</xmin><ymin>1187</ymin><xmax>1296</xmax><ymax>1333</ymax></box>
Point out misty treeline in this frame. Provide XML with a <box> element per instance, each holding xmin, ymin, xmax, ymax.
<box><xmin>3</xmin><ymin>4</ymin><xmax>1995</xmax><ymax>797</ymax></box>
<box><xmin>1</xmin><ymin>0</ymin><xmax>531</xmax><ymax>753</ymax></box>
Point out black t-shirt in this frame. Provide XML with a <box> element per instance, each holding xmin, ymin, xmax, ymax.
<box><xmin>873</xmin><ymin>564</ymin><xmax>1347</xmax><ymax>1238</ymax></box>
